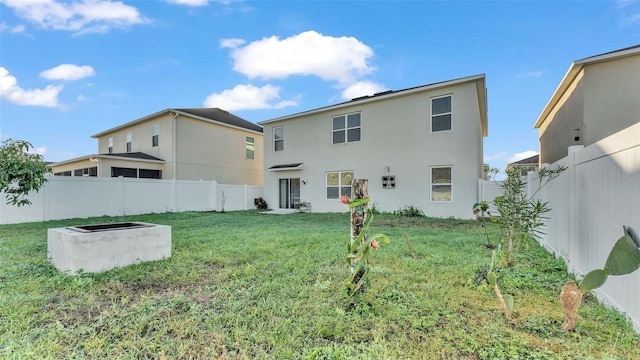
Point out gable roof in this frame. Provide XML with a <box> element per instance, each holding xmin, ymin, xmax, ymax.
<box><xmin>258</xmin><ymin>74</ymin><xmax>488</xmax><ymax>137</ymax></box>
<box><xmin>507</xmin><ymin>154</ymin><xmax>539</xmax><ymax>166</ymax></box>
<box><xmin>533</xmin><ymin>45</ymin><xmax>640</xmax><ymax>129</ymax></box>
<box><xmin>92</xmin><ymin>108</ymin><xmax>262</xmax><ymax>138</ymax></box>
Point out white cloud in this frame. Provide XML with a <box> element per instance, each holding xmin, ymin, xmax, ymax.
<box><xmin>507</xmin><ymin>150</ymin><xmax>538</xmax><ymax>163</ymax></box>
<box><xmin>484</xmin><ymin>152</ymin><xmax>507</xmax><ymax>162</ymax></box>
<box><xmin>517</xmin><ymin>70</ymin><xmax>543</xmax><ymax>79</ymax></box>
<box><xmin>340</xmin><ymin>81</ymin><xmax>387</xmax><ymax>100</ymax></box>
<box><xmin>27</xmin><ymin>146</ymin><xmax>47</xmax><ymax>156</ymax></box>
<box><xmin>222</xmin><ymin>30</ymin><xmax>375</xmax><ymax>85</ymax></box>
<box><xmin>0</xmin><ymin>21</ymin><xmax>25</xmax><ymax>33</ymax></box>
<box><xmin>0</xmin><ymin>0</ymin><xmax>148</xmax><ymax>34</ymax></box>
<box><xmin>40</xmin><ymin>64</ymin><xmax>95</xmax><ymax>81</ymax></box>
<box><xmin>0</xmin><ymin>67</ymin><xmax>62</xmax><ymax>107</ymax></box>
<box><xmin>165</xmin><ymin>0</ymin><xmax>209</xmax><ymax>6</ymax></box>
<box><xmin>616</xmin><ymin>0</ymin><xmax>640</xmax><ymax>25</ymax></box>
<box><xmin>203</xmin><ymin>83</ymin><xmax>300</xmax><ymax>111</ymax></box>
<box><xmin>220</xmin><ymin>38</ymin><xmax>245</xmax><ymax>48</ymax></box>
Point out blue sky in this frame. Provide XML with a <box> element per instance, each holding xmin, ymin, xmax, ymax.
<box><xmin>1</xmin><ymin>0</ymin><xmax>639</xmax><ymax>172</ymax></box>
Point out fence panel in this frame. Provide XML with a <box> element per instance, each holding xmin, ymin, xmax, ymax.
<box><xmin>0</xmin><ymin>177</ymin><xmax>263</xmax><ymax>224</ymax></box>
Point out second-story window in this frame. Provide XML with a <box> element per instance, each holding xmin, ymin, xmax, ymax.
<box><xmin>126</xmin><ymin>132</ymin><xmax>132</xmax><ymax>152</ymax></box>
<box><xmin>332</xmin><ymin>112</ymin><xmax>361</xmax><ymax>144</ymax></box>
<box><xmin>246</xmin><ymin>136</ymin><xmax>255</xmax><ymax>159</ymax></box>
<box><xmin>274</xmin><ymin>126</ymin><xmax>284</xmax><ymax>152</ymax></box>
<box><xmin>108</xmin><ymin>137</ymin><xmax>113</xmax><ymax>154</ymax></box>
<box><xmin>431</xmin><ymin>95</ymin><xmax>452</xmax><ymax>132</ymax></box>
<box><xmin>152</xmin><ymin>124</ymin><xmax>159</xmax><ymax>147</ymax></box>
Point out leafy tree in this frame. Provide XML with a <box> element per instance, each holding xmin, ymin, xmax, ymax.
<box><xmin>0</xmin><ymin>138</ymin><xmax>51</xmax><ymax>206</ymax></box>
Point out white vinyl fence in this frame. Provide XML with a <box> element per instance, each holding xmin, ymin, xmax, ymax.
<box><xmin>481</xmin><ymin>123</ymin><xmax>640</xmax><ymax>332</ymax></box>
<box><xmin>0</xmin><ymin>177</ymin><xmax>263</xmax><ymax>224</ymax></box>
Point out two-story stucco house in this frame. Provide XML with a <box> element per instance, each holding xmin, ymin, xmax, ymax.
<box><xmin>51</xmin><ymin>108</ymin><xmax>264</xmax><ymax>185</ymax></box>
<box><xmin>534</xmin><ymin>45</ymin><xmax>640</xmax><ymax>164</ymax></box>
<box><xmin>258</xmin><ymin>74</ymin><xmax>488</xmax><ymax>218</ymax></box>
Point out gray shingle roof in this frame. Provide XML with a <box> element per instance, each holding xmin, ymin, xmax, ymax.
<box><xmin>102</xmin><ymin>152</ymin><xmax>164</xmax><ymax>161</ymax></box>
<box><xmin>509</xmin><ymin>154</ymin><xmax>539</xmax><ymax>166</ymax></box>
<box><xmin>176</xmin><ymin>108</ymin><xmax>263</xmax><ymax>133</ymax></box>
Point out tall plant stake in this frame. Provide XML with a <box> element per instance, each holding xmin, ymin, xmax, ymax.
<box><xmin>349</xmin><ymin>179</ymin><xmax>369</xmax><ymax>296</ymax></box>
<box><xmin>342</xmin><ymin>179</ymin><xmax>390</xmax><ymax>301</ymax></box>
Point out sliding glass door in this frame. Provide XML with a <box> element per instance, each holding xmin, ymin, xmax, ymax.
<box><xmin>279</xmin><ymin>178</ymin><xmax>301</xmax><ymax>209</ymax></box>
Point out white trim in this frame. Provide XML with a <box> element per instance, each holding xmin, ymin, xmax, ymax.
<box><xmin>325</xmin><ymin>170</ymin><xmax>354</xmax><ymax>200</ymax></box>
<box><xmin>273</xmin><ymin>126</ymin><xmax>284</xmax><ymax>152</ymax></box>
<box><xmin>331</xmin><ymin>111</ymin><xmax>362</xmax><ymax>144</ymax></box>
<box><xmin>258</xmin><ymin>74</ymin><xmax>485</xmax><ymax>125</ymax></box>
<box><xmin>430</xmin><ymin>94</ymin><xmax>453</xmax><ymax>133</ymax></box>
<box><xmin>430</xmin><ymin>165</ymin><xmax>453</xmax><ymax>202</ymax></box>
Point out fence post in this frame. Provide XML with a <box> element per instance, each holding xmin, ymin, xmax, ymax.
<box><xmin>567</xmin><ymin>145</ymin><xmax>583</xmax><ymax>274</ymax></box>
<box><xmin>244</xmin><ymin>184</ymin><xmax>249</xmax><ymax>210</ymax></box>
<box><xmin>116</xmin><ymin>176</ymin><xmax>123</xmax><ymax>216</ymax></box>
<box><xmin>212</xmin><ymin>180</ymin><xmax>218</xmax><ymax>211</ymax></box>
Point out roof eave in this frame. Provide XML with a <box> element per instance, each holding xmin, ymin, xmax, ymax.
<box><xmin>533</xmin><ymin>63</ymin><xmax>582</xmax><ymax>129</ymax></box>
<box><xmin>91</xmin><ymin>109</ymin><xmax>173</xmax><ymax>138</ymax></box>
<box><xmin>176</xmin><ymin>110</ymin><xmax>263</xmax><ymax>135</ymax></box>
<box><xmin>50</xmin><ymin>154</ymin><xmax>165</xmax><ymax>166</ymax></box>
<box><xmin>258</xmin><ymin>74</ymin><xmax>487</xmax><ymax>126</ymax></box>
<box><xmin>534</xmin><ymin>45</ymin><xmax>640</xmax><ymax>129</ymax></box>
<box><xmin>92</xmin><ymin>108</ymin><xmax>263</xmax><ymax>138</ymax></box>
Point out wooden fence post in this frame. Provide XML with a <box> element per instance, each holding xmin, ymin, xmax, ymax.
<box><xmin>349</xmin><ymin>179</ymin><xmax>368</xmax><ymax>294</ymax></box>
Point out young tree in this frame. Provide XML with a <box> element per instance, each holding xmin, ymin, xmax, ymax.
<box><xmin>492</xmin><ymin>165</ymin><xmax>566</xmax><ymax>266</ymax></box>
<box><xmin>0</xmin><ymin>138</ymin><xmax>51</xmax><ymax>206</ymax></box>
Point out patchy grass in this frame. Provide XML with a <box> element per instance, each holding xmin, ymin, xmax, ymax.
<box><xmin>1</xmin><ymin>211</ymin><xmax>638</xmax><ymax>359</ymax></box>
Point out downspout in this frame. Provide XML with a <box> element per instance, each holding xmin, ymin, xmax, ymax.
<box><xmin>172</xmin><ymin>112</ymin><xmax>179</xmax><ymax>212</ymax></box>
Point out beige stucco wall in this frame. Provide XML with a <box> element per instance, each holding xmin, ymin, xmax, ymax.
<box><xmin>262</xmin><ymin>81</ymin><xmax>485</xmax><ymax>218</ymax></box>
<box><xmin>51</xmin><ymin>158</ymin><xmax>102</xmax><ymax>176</ymax></box>
<box><xmin>93</xmin><ymin>112</ymin><xmax>263</xmax><ymax>184</ymax></box>
<box><xmin>175</xmin><ymin>116</ymin><xmax>263</xmax><ymax>184</ymax></box>
<box><xmin>538</xmin><ymin>72</ymin><xmax>585</xmax><ymax>165</ymax></box>
<box><xmin>538</xmin><ymin>53</ymin><xmax>640</xmax><ymax>164</ymax></box>
<box><xmin>583</xmin><ymin>55</ymin><xmax>640</xmax><ymax>146</ymax></box>
<box><xmin>51</xmin><ymin>157</ymin><xmax>164</xmax><ymax>177</ymax></box>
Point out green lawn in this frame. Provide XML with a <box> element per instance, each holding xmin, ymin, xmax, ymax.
<box><xmin>1</xmin><ymin>211</ymin><xmax>638</xmax><ymax>359</ymax></box>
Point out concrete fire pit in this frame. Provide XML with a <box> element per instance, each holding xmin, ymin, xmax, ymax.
<box><xmin>47</xmin><ymin>222</ymin><xmax>171</xmax><ymax>275</ymax></box>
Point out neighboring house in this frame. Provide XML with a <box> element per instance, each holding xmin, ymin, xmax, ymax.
<box><xmin>506</xmin><ymin>154</ymin><xmax>539</xmax><ymax>176</ymax></box>
<box><xmin>258</xmin><ymin>74</ymin><xmax>488</xmax><ymax>218</ymax></box>
<box><xmin>534</xmin><ymin>45</ymin><xmax>640</xmax><ymax>164</ymax></box>
<box><xmin>51</xmin><ymin>108</ymin><xmax>264</xmax><ymax>185</ymax></box>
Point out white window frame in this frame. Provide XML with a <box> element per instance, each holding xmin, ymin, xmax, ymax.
<box><xmin>430</xmin><ymin>94</ymin><xmax>452</xmax><ymax>133</ymax></box>
<box><xmin>332</xmin><ymin>112</ymin><xmax>361</xmax><ymax>144</ymax></box>
<box><xmin>108</xmin><ymin>137</ymin><xmax>113</xmax><ymax>154</ymax></box>
<box><xmin>126</xmin><ymin>132</ymin><xmax>132</xmax><ymax>152</ymax></box>
<box><xmin>152</xmin><ymin>124</ymin><xmax>159</xmax><ymax>147</ymax></box>
<box><xmin>430</xmin><ymin>166</ymin><xmax>452</xmax><ymax>202</ymax></box>
<box><xmin>246</xmin><ymin>136</ymin><xmax>255</xmax><ymax>160</ymax></box>
<box><xmin>325</xmin><ymin>171</ymin><xmax>354</xmax><ymax>199</ymax></box>
<box><xmin>273</xmin><ymin>126</ymin><xmax>284</xmax><ymax>152</ymax></box>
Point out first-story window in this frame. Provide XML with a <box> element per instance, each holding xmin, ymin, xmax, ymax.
<box><xmin>326</xmin><ymin>171</ymin><xmax>354</xmax><ymax>199</ymax></box>
<box><xmin>73</xmin><ymin>167</ymin><xmax>97</xmax><ymax>177</ymax></box>
<box><xmin>431</xmin><ymin>166</ymin><xmax>452</xmax><ymax>201</ymax></box>
<box><xmin>246</xmin><ymin>136</ymin><xmax>255</xmax><ymax>159</ymax></box>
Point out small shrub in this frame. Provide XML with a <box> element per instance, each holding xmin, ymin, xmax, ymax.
<box><xmin>254</xmin><ymin>197</ymin><xmax>268</xmax><ymax>210</ymax></box>
<box><xmin>394</xmin><ymin>205</ymin><xmax>425</xmax><ymax>217</ymax></box>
